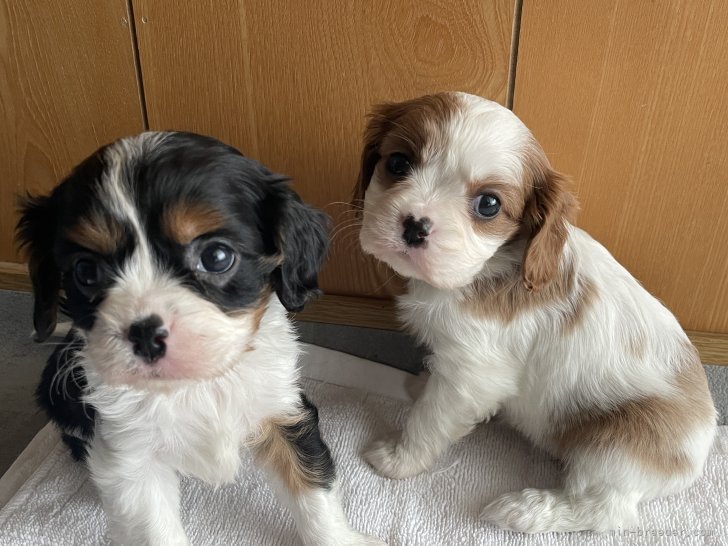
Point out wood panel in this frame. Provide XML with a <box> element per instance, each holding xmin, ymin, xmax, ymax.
<box><xmin>131</xmin><ymin>0</ymin><xmax>514</xmax><ymax>297</ymax></box>
<box><xmin>514</xmin><ymin>0</ymin><xmax>728</xmax><ymax>333</ymax></box>
<box><xmin>0</xmin><ymin>0</ymin><xmax>144</xmax><ymax>263</ymax></box>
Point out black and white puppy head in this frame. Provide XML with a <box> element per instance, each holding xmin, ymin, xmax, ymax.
<box><xmin>17</xmin><ymin>131</ymin><xmax>328</xmax><ymax>387</ymax></box>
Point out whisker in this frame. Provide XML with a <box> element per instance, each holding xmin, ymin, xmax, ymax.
<box><xmin>366</xmin><ymin>271</ymin><xmax>401</xmax><ymax>295</ymax></box>
<box><xmin>330</xmin><ymin>222</ymin><xmax>364</xmax><ymax>242</ymax></box>
<box><xmin>324</xmin><ymin>201</ymin><xmax>364</xmax><ymax>210</ymax></box>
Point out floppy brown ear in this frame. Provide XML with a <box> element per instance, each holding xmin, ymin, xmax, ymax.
<box><xmin>16</xmin><ymin>194</ymin><xmax>61</xmax><ymax>341</ymax></box>
<box><xmin>352</xmin><ymin>103</ymin><xmax>397</xmax><ymax>210</ymax></box>
<box><xmin>521</xmin><ymin>159</ymin><xmax>578</xmax><ymax>292</ymax></box>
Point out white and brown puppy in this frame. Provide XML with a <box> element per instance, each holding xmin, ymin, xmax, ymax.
<box><xmin>18</xmin><ymin>132</ymin><xmax>382</xmax><ymax>545</ymax></box>
<box><xmin>354</xmin><ymin>92</ymin><xmax>716</xmax><ymax>533</ymax></box>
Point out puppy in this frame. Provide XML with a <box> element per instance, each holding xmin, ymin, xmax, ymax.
<box><xmin>354</xmin><ymin>92</ymin><xmax>717</xmax><ymax>533</ymax></box>
<box><xmin>17</xmin><ymin>132</ymin><xmax>381</xmax><ymax>545</ymax></box>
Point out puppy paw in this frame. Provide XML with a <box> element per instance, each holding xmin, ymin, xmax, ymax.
<box><xmin>363</xmin><ymin>438</ymin><xmax>424</xmax><ymax>479</ymax></box>
<box><xmin>480</xmin><ymin>488</ymin><xmax>562</xmax><ymax>533</ymax></box>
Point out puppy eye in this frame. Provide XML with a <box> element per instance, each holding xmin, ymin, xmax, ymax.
<box><xmin>473</xmin><ymin>194</ymin><xmax>501</xmax><ymax>219</ymax></box>
<box><xmin>385</xmin><ymin>153</ymin><xmax>412</xmax><ymax>178</ymax></box>
<box><xmin>198</xmin><ymin>243</ymin><xmax>236</xmax><ymax>274</ymax></box>
<box><xmin>74</xmin><ymin>258</ymin><xmax>100</xmax><ymax>287</ymax></box>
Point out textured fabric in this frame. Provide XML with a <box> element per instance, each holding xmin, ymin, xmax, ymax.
<box><xmin>1</xmin><ymin>378</ymin><xmax>726</xmax><ymax>546</ymax></box>
<box><xmin>706</xmin><ymin>366</ymin><xmax>728</xmax><ymax>426</ymax></box>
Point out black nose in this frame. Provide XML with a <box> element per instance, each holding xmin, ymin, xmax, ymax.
<box><xmin>402</xmin><ymin>215</ymin><xmax>432</xmax><ymax>247</ymax></box>
<box><xmin>127</xmin><ymin>314</ymin><xmax>168</xmax><ymax>364</ymax></box>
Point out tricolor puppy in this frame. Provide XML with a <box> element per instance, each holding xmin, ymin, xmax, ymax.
<box><xmin>354</xmin><ymin>92</ymin><xmax>716</xmax><ymax>533</ymax></box>
<box><xmin>18</xmin><ymin>132</ymin><xmax>381</xmax><ymax>545</ymax></box>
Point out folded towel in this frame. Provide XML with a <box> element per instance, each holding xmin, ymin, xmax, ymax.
<box><xmin>1</xmin><ymin>377</ymin><xmax>726</xmax><ymax>545</ymax></box>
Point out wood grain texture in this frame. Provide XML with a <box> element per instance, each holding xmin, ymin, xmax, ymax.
<box><xmin>513</xmin><ymin>0</ymin><xmax>728</xmax><ymax>333</ymax></box>
<box><xmin>0</xmin><ymin>262</ymin><xmax>30</xmax><ymax>292</ymax></box>
<box><xmin>686</xmin><ymin>331</ymin><xmax>728</xmax><ymax>367</ymax></box>
<box><xmin>294</xmin><ymin>295</ymin><xmax>398</xmax><ymax>331</ymax></box>
<box><xmin>0</xmin><ymin>0</ymin><xmax>144</xmax><ymax>263</ymax></box>
<box><xmin>132</xmin><ymin>0</ymin><xmax>513</xmax><ymax>297</ymax></box>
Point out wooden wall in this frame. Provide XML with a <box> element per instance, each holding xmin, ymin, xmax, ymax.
<box><xmin>131</xmin><ymin>0</ymin><xmax>514</xmax><ymax>297</ymax></box>
<box><xmin>0</xmin><ymin>0</ymin><xmax>144</xmax><ymax>262</ymax></box>
<box><xmin>514</xmin><ymin>0</ymin><xmax>728</xmax><ymax>333</ymax></box>
<box><xmin>0</xmin><ymin>1</ymin><xmax>726</xmax><ymax>356</ymax></box>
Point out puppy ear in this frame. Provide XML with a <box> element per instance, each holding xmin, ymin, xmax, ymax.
<box><xmin>266</xmin><ymin>183</ymin><xmax>330</xmax><ymax>312</ymax></box>
<box><xmin>352</xmin><ymin>103</ymin><xmax>397</xmax><ymax>210</ymax></box>
<box><xmin>521</xmin><ymin>155</ymin><xmax>578</xmax><ymax>292</ymax></box>
<box><xmin>16</xmin><ymin>194</ymin><xmax>60</xmax><ymax>341</ymax></box>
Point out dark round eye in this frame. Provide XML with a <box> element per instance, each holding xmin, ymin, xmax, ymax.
<box><xmin>74</xmin><ymin>258</ymin><xmax>99</xmax><ymax>287</ymax></box>
<box><xmin>198</xmin><ymin>243</ymin><xmax>236</xmax><ymax>274</ymax></box>
<box><xmin>473</xmin><ymin>194</ymin><xmax>501</xmax><ymax>218</ymax></box>
<box><xmin>385</xmin><ymin>152</ymin><xmax>412</xmax><ymax>177</ymax></box>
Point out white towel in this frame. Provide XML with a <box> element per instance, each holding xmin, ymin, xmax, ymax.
<box><xmin>1</xmin><ymin>377</ymin><xmax>726</xmax><ymax>546</ymax></box>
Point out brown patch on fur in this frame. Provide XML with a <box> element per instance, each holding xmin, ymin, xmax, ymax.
<box><xmin>468</xmin><ymin>176</ymin><xmax>527</xmax><ymax>239</ymax></box>
<box><xmin>520</xmin><ymin>141</ymin><xmax>578</xmax><ymax>292</ymax></box>
<box><xmin>561</xmin><ymin>278</ymin><xmax>598</xmax><ymax>334</ymax></box>
<box><xmin>353</xmin><ymin>93</ymin><xmax>461</xmax><ymax>209</ymax></box>
<box><xmin>226</xmin><ymin>290</ymin><xmax>270</xmax><ymax>351</ymax></box>
<box><xmin>554</xmin><ymin>342</ymin><xmax>715</xmax><ymax>475</ymax></box>
<box><xmin>259</xmin><ymin>253</ymin><xmax>284</xmax><ymax>272</ymax></box>
<box><xmin>249</xmin><ymin>293</ymin><xmax>269</xmax><ymax>335</ymax></box>
<box><xmin>627</xmin><ymin>330</ymin><xmax>648</xmax><ymax>359</ymax></box>
<box><xmin>250</xmin><ymin>414</ymin><xmax>321</xmax><ymax>495</ymax></box>
<box><xmin>466</xmin><ymin>254</ymin><xmax>597</xmax><ymax>330</ymax></box>
<box><xmin>66</xmin><ymin>214</ymin><xmax>125</xmax><ymax>255</ymax></box>
<box><xmin>163</xmin><ymin>202</ymin><xmax>226</xmax><ymax>244</ymax></box>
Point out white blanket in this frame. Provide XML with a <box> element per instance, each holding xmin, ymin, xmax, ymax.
<box><xmin>1</xmin><ymin>374</ymin><xmax>726</xmax><ymax>545</ymax></box>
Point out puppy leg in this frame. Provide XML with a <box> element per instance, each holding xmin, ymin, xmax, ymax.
<box><xmin>87</xmin><ymin>440</ymin><xmax>188</xmax><ymax>545</ymax></box>
<box><xmin>252</xmin><ymin>395</ymin><xmax>384</xmax><ymax>546</ymax></box>
<box><xmin>364</xmin><ymin>370</ymin><xmax>497</xmax><ymax>479</ymax></box>
<box><xmin>482</xmin><ymin>399</ymin><xmax>716</xmax><ymax>532</ymax></box>
<box><xmin>480</xmin><ymin>487</ymin><xmax>640</xmax><ymax>533</ymax></box>
<box><xmin>481</xmin><ymin>443</ymin><xmax>649</xmax><ymax>533</ymax></box>
<box><xmin>480</xmin><ymin>447</ymin><xmax>688</xmax><ymax>533</ymax></box>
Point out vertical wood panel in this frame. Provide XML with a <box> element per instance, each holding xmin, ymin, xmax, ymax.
<box><xmin>133</xmin><ymin>0</ymin><xmax>514</xmax><ymax>297</ymax></box>
<box><xmin>0</xmin><ymin>0</ymin><xmax>145</xmax><ymax>262</ymax></box>
<box><xmin>514</xmin><ymin>0</ymin><xmax>728</xmax><ymax>333</ymax></box>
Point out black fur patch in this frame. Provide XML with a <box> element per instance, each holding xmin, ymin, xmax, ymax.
<box><xmin>61</xmin><ymin>433</ymin><xmax>91</xmax><ymax>462</ymax></box>
<box><xmin>265</xmin><ymin>190</ymin><xmax>329</xmax><ymax>312</ymax></box>
<box><xmin>284</xmin><ymin>394</ymin><xmax>336</xmax><ymax>489</ymax></box>
<box><xmin>36</xmin><ymin>330</ymin><xmax>95</xmax><ymax>460</ymax></box>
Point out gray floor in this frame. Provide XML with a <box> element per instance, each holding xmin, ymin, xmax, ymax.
<box><xmin>1</xmin><ymin>290</ymin><xmax>726</xmax><ymax>478</ymax></box>
<box><xmin>0</xmin><ymin>291</ymin><xmax>52</xmax><ymax>475</ymax></box>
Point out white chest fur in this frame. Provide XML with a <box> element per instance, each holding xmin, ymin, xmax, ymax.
<box><xmin>395</xmin><ymin>229</ymin><xmax>692</xmax><ymax>448</ymax></box>
<box><xmin>84</xmin><ymin>301</ymin><xmax>302</xmax><ymax>485</ymax></box>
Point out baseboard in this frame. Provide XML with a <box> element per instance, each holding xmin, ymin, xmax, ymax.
<box><xmin>0</xmin><ymin>262</ymin><xmax>30</xmax><ymax>292</ymax></box>
<box><xmin>297</xmin><ymin>295</ymin><xmax>728</xmax><ymax>366</ymax></box>
<box><xmin>3</xmin><ymin>261</ymin><xmax>726</xmax><ymax>365</ymax></box>
<box><xmin>295</xmin><ymin>294</ymin><xmax>399</xmax><ymax>330</ymax></box>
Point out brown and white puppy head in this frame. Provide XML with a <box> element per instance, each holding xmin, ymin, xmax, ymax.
<box><xmin>355</xmin><ymin>92</ymin><xmax>576</xmax><ymax>291</ymax></box>
<box><xmin>17</xmin><ymin>132</ymin><xmax>328</xmax><ymax>389</ymax></box>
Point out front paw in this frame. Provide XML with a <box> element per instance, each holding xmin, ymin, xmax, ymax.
<box><xmin>480</xmin><ymin>489</ymin><xmax>560</xmax><ymax>533</ymax></box>
<box><xmin>363</xmin><ymin>437</ymin><xmax>426</xmax><ymax>479</ymax></box>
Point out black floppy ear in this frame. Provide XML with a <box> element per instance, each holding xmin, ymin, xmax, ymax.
<box><xmin>16</xmin><ymin>194</ymin><xmax>60</xmax><ymax>341</ymax></box>
<box><xmin>267</xmin><ymin>183</ymin><xmax>330</xmax><ymax>312</ymax></box>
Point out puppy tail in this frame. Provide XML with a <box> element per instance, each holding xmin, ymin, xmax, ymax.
<box><xmin>480</xmin><ymin>487</ymin><xmax>639</xmax><ymax>533</ymax></box>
